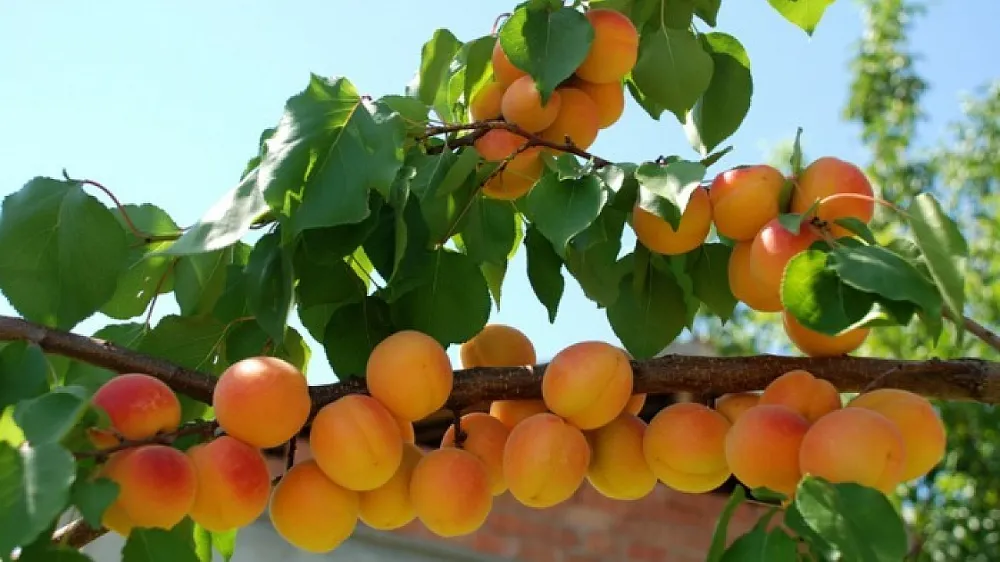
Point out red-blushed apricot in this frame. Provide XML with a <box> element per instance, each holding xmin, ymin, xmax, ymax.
<box><xmin>100</xmin><ymin>445</ymin><xmax>197</xmax><ymax>535</ymax></box>
<box><xmin>799</xmin><ymin>407</ymin><xmax>906</xmax><ymax>494</ymax></box>
<box><xmin>91</xmin><ymin>374</ymin><xmax>181</xmax><ymax>441</ymax></box>
<box><xmin>186</xmin><ymin>436</ymin><xmax>271</xmax><ymax>532</ymax></box>
<box><xmin>643</xmin><ymin>403</ymin><xmax>732</xmax><ymax>493</ymax></box>
<box><xmin>87</xmin><ymin>427</ymin><xmax>121</xmax><ymax>450</ymax></box>
<box><xmin>269</xmin><ymin>460</ymin><xmax>359</xmax><ymax>553</ymax></box>
<box><xmin>309</xmin><ymin>394</ymin><xmax>403</xmax><ymax>491</ymax></box>
<box><xmin>847</xmin><ymin>389</ymin><xmax>946</xmax><ymax>481</ymax></box>
<box><xmin>750</xmin><ymin>218</ymin><xmax>821</xmax><ymax>305</ymax></box>
<box><xmin>728</xmin><ymin>241</ymin><xmax>783</xmax><ymax>312</ymax></box>
<box><xmin>632</xmin><ymin>187</ymin><xmax>713</xmax><ymax>256</ymax></box>
<box><xmin>541</xmin><ymin>341</ymin><xmax>633</xmax><ymax>430</ymax></box>
<box><xmin>357</xmin><ymin>444</ymin><xmax>424</xmax><ymax>530</ymax></box>
<box><xmin>491</xmin><ymin>39</ymin><xmax>527</xmax><ymax>86</ymax></box>
<box><xmin>709</xmin><ymin>165</ymin><xmax>785</xmax><ymax>242</ymax></box>
<box><xmin>473</xmin><ymin>129</ymin><xmax>530</xmax><ymax>162</ymax></box>
<box><xmin>395</xmin><ymin>415</ymin><xmax>416</xmax><ymax>444</ymax></box>
<box><xmin>481</xmin><ymin>146</ymin><xmax>545</xmax><ymax>201</ymax></box>
<box><xmin>501</xmin><ymin>75</ymin><xmax>562</xmax><ymax>132</ymax></box>
<box><xmin>441</xmin><ymin>412</ymin><xmax>511</xmax><ymax>496</ymax></box>
<box><xmin>792</xmin><ymin>157</ymin><xmax>875</xmax><ymax>238</ymax></box>
<box><xmin>782</xmin><ymin>311</ymin><xmax>870</xmax><ymax>357</ymax></box>
<box><xmin>503</xmin><ymin>413</ymin><xmax>591</xmax><ymax>507</ymax></box>
<box><xmin>587</xmin><ymin>414</ymin><xmax>657</xmax><ymax>500</ymax></box>
<box><xmin>624</xmin><ymin>394</ymin><xmax>647</xmax><ymax>415</ymax></box>
<box><xmin>213</xmin><ymin>357</ymin><xmax>310</xmax><ymax>449</ymax></box>
<box><xmin>569</xmin><ymin>77</ymin><xmax>625</xmax><ymax>128</ymax></box>
<box><xmin>460</xmin><ymin>324</ymin><xmax>537</xmax><ymax>368</ymax></box>
<box><xmin>575</xmin><ymin>9</ymin><xmax>639</xmax><ymax>84</ymax></box>
<box><xmin>469</xmin><ymin>80</ymin><xmax>506</xmax><ymax>121</ymax></box>
<box><xmin>489</xmin><ymin>400</ymin><xmax>549</xmax><ymax>429</ymax></box>
<box><xmin>410</xmin><ymin>447</ymin><xmax>493</xmax><ymax>537</ymax></box>
<box><xmin>760</xmin><ymin>370</ymin><xmax>842</xmax><ymax>423</ymax></box>
<box><xmin>366</xmin><ymin>330</ymin><xmax>453</xmax><ymax>422</ymax></box>
<box><xmin>724</xmin><ymin>405</ymin><xmax>810</xmax><ymax>498</ymax></box>
<box><xmin>540</xmin><ymin>87</ymin><xmax>600</xmax><ymax>150</ymax></box>
<box><xmin>714</xmin><ymin>393</ymin><xmax>761</xmax><ymax>424</ymax></box>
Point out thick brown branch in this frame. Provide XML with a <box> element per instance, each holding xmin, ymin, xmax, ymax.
<box><xmin>74</xmin><ymin>420</ymin><xmax>218</xmax><ymax>460</ymax></box>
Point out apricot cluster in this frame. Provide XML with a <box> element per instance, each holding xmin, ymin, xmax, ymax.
<box><xmin>470</xmin><ymin>8</ymin><xmax>638</xmax><ymax>200</ymax></box>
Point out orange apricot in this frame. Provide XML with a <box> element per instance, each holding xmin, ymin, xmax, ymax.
<box><xmin>357</xmin><ymin>444</ymin><xmax>424</xmax><ymax>530</ymax></box>
<box><xmin>473</xmin><ymin>129</ymin><xmax>530</xmax><ymax>162</ymax></box>
<box><xmin>481</xmin><ymin>146</ymin><xmax>545</xmax><ymax>200</ymax></box>
<box><xmin>643</xmin><ymin>403</ymin><xmax>732</xmax><ymax>493</ymax></box>
<box><xmin>587</xmin><ymin>414</ymin><xmax>657</xmax><ymax>500</ymax></box>
<box><xmin>91</xmin><ymin>374</ymin><xmax>181</xmax><ymax>441</ymax></box>
<box><xmin>186</xmin><ymin>436</ymin><xmax>272</xmax><ymax>532</ymax></box>
<box><xmin>469</xmin><ymin>80</ymin><xmax>506</xmax><ymax>121</ymax></box>
<box><xmin>728</xmin><ymin>241</ymin><xmax>782</xmax><ymax>312</ymax></box>
<box><xmin>269</xmin><ymin>460</ymin><xmax>359</xmax><ymax>553</ymax></box>
<box><xmin>501</xmin><ymin>75</ymin><xmax>562</xmax><ymax>132</ymax></box>
<box><xmin>575</xmin><ymin>9</ymin><xmax>639</xmax><ymax>84</ymax></box>
<box><xmin>632</xmin><ymin>187</ymin><xmax>713</xmax><ymax>256</ymax></box>
<box><xmin>491</xmin><ymin>39</ymin><xmax>527</xmax><ymax>86</ymax></box>
<box><xmin>460</xmin><ymin>324</ymin><xmax>537</xmax><ymax>368</ymax></box>
<box><xmin>212</xmin><ymin>356</ymin><xmax>311</xmax><ymax>449</ymax></box>
<box><xmin>100</xmin><ymin>445</ymin><xmax>197</xmax><ymax>535</ymax></box>
<box><xmin>798</xmin><ymin>407</ymin><xmax>906</xmax><ymax>494</ymax></box>
<box><xmin>489</xmin><ymin>400</ymin><xmax>549</xmax><ymax>429</ymax></box>
<box><xmin>541</xmin><ymin>341</ymin><xmax>633</xmax><ymax>430</ymax></box>
<box><xmin>709</xmin><ymin>165</ymin><xmax>786</xmax><ymax>242</ymax></box>
<box><xmin>847</xmin><ymin>389</ymin><xmax>946</xmax><ymax>481</ymax></box>
<box><xmin>782</xmin><ymin>311</ymin><xmax>870</xmax><ymax>357</ymax></box>
<box><xmin>503</xmin><ymin>413</ymin><xmax>591</xmax><ymax>508</ymax></box>
<box><xmin>724</xmin><ymin>404</ymin><xmax>810</xmax><ymax>498</ymax></box>
<box><xmin>441</xmin><ymin>412</ymin><xmax>511</xmax><ymax>496</ymax></box>
<box><xmin>539</xmin><ymin>87</ymin><xmax>600</xmax><ymax>150</ymax></box>
<box><xmin>366</xmin><ymin>330</ymin><xmax>453</xmax><ymax>422</ymax></box>
<box><xmin>410</xmin><ymin>448</ymin><xmax>493</xmax><ymax>537</ymax></box>
<box><xmin>625</xmin><ymin>394</ymin><xmax>647</xmax><ymax>416</ymax></box>
<box><xmin>714</xmin><ymin>393</ymin><xmax>761</xmax><ymax>424</ymax></box>
<box><xmin>749</xmin><ymin>218</ymin><xmax>820</xmax><ymax>305</ymax></box>
<box><xmin>87</xmin><ymin>427</ymin><xmax>122</xmax><ymax>450</ymax></box>
<box><xmin>760</xmin><ymin>370</ymin><xmax>842</xmax><ymax>423</ymax></box>
<box><xmin>569</xmin><ymin>77</ymin><xmax>625</xmax><ymax>128</ymax></box>
<box><xmin>791</xmin><ymin>157</ymin><xmax>875</xmax><ymax>238</ymax></box>
<box><xmin>309</xmin><ymin>394</ymin><xmax>403</xmax><ymax>491</ymax></box>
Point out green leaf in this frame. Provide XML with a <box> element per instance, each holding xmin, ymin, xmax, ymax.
<box><xmin>294</xmin><ymin>245</ymin><xmax>366</xmax><ymax>309</ymax></box>
<box><xmin>101</xmin><ymin>204</ymin><xmax>180</xmax><ymax>320</ymax></box>
<box><xmin>499</xmin><ymin>4</ymin><xmax>594</xmax><ymax>102</ymax></box>
<box><xmin>174</xmin><ymin>248</ymin><xmax>233</xmax><ymax>317</ymax></box>
<box><xmin>323</xmin><ymin>297</ymin><xmax>395</xmax><ymax>379</ymax></box>
<box><xmin>523</xmin><ymin>172</ymin><xmax>607</xmax><ymax>257</ymax></box>
<box><xmin>689</xmin><ymin>243</ymin><xmax>737</xmax><ymax>322</ymax></box>
<box><xmin>70</xmin><ymin>477</ymin><xmax>119</xmax><ymax>529</ymax></box>
<box><xmin>0</xmin><ymin>342</ymin><xmax>49</xmax><ymax>410</ymax></box>
<box><xmin>193</xmin><ymin>524</ymin><xmax>212</xmax><ymax>562</ymax></box>
<box><xmin>719</xmin><ymin>526</ymin><xmax>799</xmax><ymax>561</ymax></box>
<box><xmin>193</xmin><ymin>525</ymin><xmax>237</xmax><ymax>562</ymax></box>
<box><xmin>776</xmin><ymin>212</ymin><xmax>806</xmax><ymax>235</ymax></box>
<box><xmin>782</xmin><ymin>250</ymin><xmax>875</xmax><ymax>335</ymax></box>
<box><xmin>524</xmin><ymin>224</ymin><xmax>565</xmax><ymax>323</ymax></box>
<box><xmin>767</xmin><ymin>0</ymin><xmax>836</xmax><ymax>36</ymax></box>
<box><xmin>13</xmin><ymin>388</ymin><xmax>88</xmax><ymax>445</ymax></box>
<box><xmin>460</xmin><ymin>196</ymin><xmax>518</xmax><ymax>265</ymax></box>
<box><xmin>459</xmin><ymin>35</ymin><xmax>497</xmax><ymax>107</ymax></box>
<box><xmin>139</xmin><ymin>315</ymin><xmax>229</xmax><ymax>376</ymax></box>
<box><xmin>607</xmin><ymin>266</ymin><xmax>688</xmax><ymax>358</ymax></box>
<box><xmin>418</xmin><ymin>29</ymin><xmax>463</xmax><ymax>107</ymax></box>
<box><xmin>833</xmin><ymin>217</ymin><xmax>876</xmax><ymax>245</ymax></box>
<box><xmin>438</xmin><ymin>148</ymin><xmax>482</xmax><ymax>198</ymax></box>
<box><xmin>707</xmin><ymin>486</ymin><xmax>746</xmax><ymax>562</ymax></box>
<box><xmin>244</xmin><ymin>230</ymin><xmax>294</xmax><ymax>343</ymax></box>
<box><xmin>17</xmin><ymin>544</ymin><xmax>95</xmax><ymax>561</ymax></box>
<box><xmin>481</xmin><ymin>260</ymin><xmax>507</xmax><ymax>310</ymax></box>
<box><xmin>123</xmin><ymin>528</ymin><xmax>200</xmax><ymax>562</ymax></box>
<box><xmin>684</xmin><ymin>32</ymin><xmax>752</xmax><ymax>155</ymax></box>
<box><xmin>372</xmin><ymin>95</ymin><xmax>429</xmax><ymax>137</ymax></box>
<box><xmin>629</xmin><ymin>26</ymin><xmax>714</xmax><ymax>121</ymax></box>
<box><xmin>211</xmin><ymin>529</ymin><xmax>237</xmax><ymax>562</ymax></box>
<box><xmin>159</xmin><ymin>171</ymin><xmax>267</xmax><ymax>256</ymax></box>
<box><xmin>0</xmin><ymin>178</ymin><xmax>128</xmax><ymax>330</ymax></box>
<box><xmin>830</xmin><ymin>245</ymin><xmax>942</xmax><ymax>316</ymax></box>
<box><xmin>694</xmin><ymin>0</ymin><xmax>722</xmax><ymax>26</ymax></box>
<box><xmin>63</xmin><ymin>323</ymin><xmax>148</xmax><ymax>397</ymax></box>
<box><xmin>634</xmin><ymin>160</ymin><xmax>706</xmax><ymax>228</ymax></box>
<box><xmin>0</xmin><ymin>441</ymin><xmax>76</xmax><ymax>556</ymax></box>
<box><xmin>906</xmin><ymin>193</ymin><xmax>968</xmax><ymax>323</ymax></box>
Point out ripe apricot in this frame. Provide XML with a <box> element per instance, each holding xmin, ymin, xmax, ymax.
<box><xmin>724</xmin><ymin>404</ymin><xmax>810</xmax><ymax>498</ymax></box>
<box><xmin>87</xmin><ymin>427</ymin><xmax>122</xmax><ymax>450</ymax></box>
<box><xmin>749</xmin><ymin>218</ymin><xmax>820</xmax><ymax>306</ymax></box>
<box><xmin>799</xmin><ymin>407</ymin><xmax>906</xmax><ymax>494</ymax></box>
<box><xmin>489</xmin><ymin>400</ymin><xmax>549</xmax><ymax>429</ymax></box>
<box><xmin>186</xmin><ymin>436</ymin><xmax>271</xmax><ymax>532</ymax></box>
<box><xmin>100</xmin><ymin>445</ymin><xmax>197</xmax><ymax>535</ymax></box>
<box><xmin>441</xmin><ymin>412</ymin><xmax>511</xmax><ymax>496</ymax></box>
<box><xmin>358</xmin><ymin>443</ymin><xmax>424</xmax><ymax>530</ymax></box>
<box><xmin>410</xmin><ymin>448</ymin><xmax>493</xmax><ymax>537</ymax></box>
<box><xmin>587</xmin><ymin>414</ymin><xmax>657</xmax><ymax>500</ymax></box>
<box><xmin>269</xmin><ymin>460</ymin><xmax>359</xmax><ymax>553</ymax></box>
<box><xmin>473</xmin><ymin>129</ymin><xmax>530</xmax><ymax>162</ymax></box>
<box><xmin>728</xmin><ymin>241</ymin><xmax>782</xmax><ymax>312</ymax></box>
<box><xmin>575</xmin><ymin>9</ymin><xmax>639</xmax><ymax>84</ymax></box>
<box><xmin>460</xmin><ymin>324</ymin><xmax>537</xmax><ymax>368</ymax></box>
<box><xmin>541</xmin><ymin>341</ymin><xmax>633</xmax><ymax>430</ymax></box>
<box><xmin>469</xmin><ymin>80</ymin><xmax>506</xmax><ymax>121</ymax></box>
<box><xmin>714</xmin><ymin>393</ymin><xmax>761</xmax><ymax>424</ymax></box>
<box><xmin>709</xmin><ymin>165</ymin><xmax>785</xmax><ymax>242</ymax></box>
<box><xmin>643</xmin><ymin>403</ymin><xmax>732</xmax><ymax>493</ymax></box>
<box><xmin>481</xmin><ymin>146</ymin><xmax>545</xmax><ymax>201</ymax></box>
<box><xmin>848</xmin><ymin>389</ymin><xmax>946</xmax><ymax>481</ymax></box>
<box><xmin>791</xmin><ymin>157</ymin><xmax>875</xmax><ymax>238</ymax></box>
<box><xmin>213</xmin><ymin>357</ymin><xmax>311</xmax><ymax>449</ymax></box>
<box><xmin>91</xmin><ymin>374</ymin><xmax>181</xmax><ymax>441</ymax></box>
<box><xmin>569</xmin><ymin>77</ymin><xmax>625</xmax><ymax>128</ymax></box>
<box><xmin>782</xmin><ymin>311</ymin><xmax>870</xmax><ymax>357</ymax></box>
<box><xmin>632</xmin><ymin>187</ymin><xmax>713</xmax><ymax>256</ymax></box>
<box><xmin>491</xmin><ymin>39</ymin><xmax>527</xmax><ymax>86</ymax></box>
<box><xmin>760</xmin><ymin>370</ymin><xmax>842</xmax><ymax>423</ymax></box>
<box><xmin>625</xmin><ymin>394</ymin><xmax>646</xmax><ymax>415</ymax></box>
<box><xmin>503</xmin><ymin>413</ymin><xmax>591</xmax><ymax>508</ymax></box>
<box><xmin>366</xmin><ymin>330</ymin><xmax>453</xmax><ymax>422</ymax></box>
<box><xmin>309</xmin><ymin>394</ymin><xmax>403</xmax><ymax>491</ymax></box>
<box><xmin>501</xmin><ymin>75</ymin><xmax>562</xmax><ymax>132</ymax></box>
<box><xmin>540</xmin><ymin>87</ymin><xmax>600</xmax><ymax>150</ymax></box>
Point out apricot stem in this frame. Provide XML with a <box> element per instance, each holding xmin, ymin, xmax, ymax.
<box><xmin>285</xmin><ymin>437</ymin><xmax>297</xmax><ymax>473</ymax></box>
<box><xmin>817</xmin><ymin>192</ymin><xmax>905</xmax><ymax>216</ymax></box>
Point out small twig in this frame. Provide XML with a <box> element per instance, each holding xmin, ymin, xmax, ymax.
<box><xmin>62</xmin><ymin>171</ymin><xmax>183</xmax><ymax>244</ymax></box>
<box><xmin>451</xmin><ymin>409</ymin><xmax>467</xmax><ymax>448</ymax></box>
<box><xmin>73</xmin><ymin>420</ymin><xmax>218</xmax><ymax>461</ymax></box>
<box><xmin>52</xmin><ymin>518</ymin><xmax>107</xmax><ymax>549</ymax></box>
<box><xmin>863</xmin><ymin>366</ymin><xmax>902</xmax><ymax>392</ymax></box>
<box><xmin>491</xmin><ymin>12</ymin><xmax>512</xmax><ymax>35</ymax></box>
<box><xmin>285</xmin><ymin>438</ymin><xmax>297</xmax><ymax>473</ymax></box>
<box><xmin>144</xmin><ymin>259</ymin><xmax>178</xmax><ymax>327</ymax></box>
<box><xmin>943</xmin><ymin>308</ymin><xmax>1000</xmax><ymax>354</ymax></box>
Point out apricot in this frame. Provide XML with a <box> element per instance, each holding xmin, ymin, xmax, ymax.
<box><xmin>643</xmin><ymin>403</ymin><xmax>731</xmax><ymax>493</ymax></box>
<box><xmin>848</xmin><ymin>389</ymin><xmax>946</xmax><ymax>481</ymax></box>
<box><xmin>473</xmin><ymin>129</ymin><xmax>530</xmax><ymax>162</ymax></box>
<box><xmin>100</xmin><ymin>445</ymin><xmax>197</xmax><ymax>535</ymax></box>
<box><xmin>91</xmin><ymin>374</ymin><xmax>181</xmax><ymax>441</ymax></box>
<box><xmin>366</xmin><ymin>330</ymin><xmax>453</xmax><ymax>422</ymax></box>
<box><xmin>503</xmin><ymin>413</ymin><xmax>591</xmax><ymax>508</ymax></box>
<box><xmin>269</xmin><ymin>460</ymin><xmax>359</xmax><ymax>553</ymax></box>
<box><xmin>728</xmin><ymin>241</ymin><xmax>782</xmax><ymax>312</ymax></box>
<box><xmin>760</xmin><ymin>370</ymin><xmax>842</xmax><ymax>423</ymax></box>
<box><xmin>791</xmin><ymin>157</ymin><xmax>875</xmax><ymax>238</ymax></box>
<box><xmin>714</xmin><ymin>393</ymin><xmax>761</xmax><ymax>424</ymax></box>
<box><xmin>799</xmin><ymin>407</ymin><xmax>906</xmax><ymax>494</ymax></box>
<box><xmin>724</xmin><ymin>405</ymin><xmax>810</xmax><ymax>498</ymax></box>
<box><xmin>410</xmin><ymin>448</ymin><xmax>493</xmax><ymax>537</ymax></box>
<box><xmin>625</xmin><ymin>394</ymin><xmax>647</xmax><ymax>415</ymax></box>
<box><xmin>569</xmin><ymin>77</ymin><xmax>625</xmax><ymax>128</ymax></box>
<box><xmin>186</xmin><ymin>436</ymin><xmax>271</xmax><ymax>532</ymax></box>
<box><xmin>749</xmin><ymin>218</ymin><xmax>820</xmax><ymax>305</ymax></box>
<box><xmin>540</xmin><ymin>87</ymin><xmax>600</xmax><ymax>150</ymax></box>
<box><xmin>489</xmin><ymin>400</ymin><xmax>549</xmax><ymax>429</ymax></box>
<box><xmin>575</xmin><ymin>9</ymin><xmax>639</xmax><ymax>84</ymax></box>
<box><xmin>481</xmin><ymin>146</ymin><xmax>545</xmax><ymax>201</ymax></box>
<box><xmin>469</xmin><ymin>80</ymin><xmax>505</xmax><ymax>121</ymax></box>
<box><xmin>441</xmin><ymin>412</ymin><xmax>511</xmax><ymax>496</ymax></box>
<box><xmin>709</xmin><ymin>165</ymin><xmax>785</xmax><ymax>242</ymax></box>
<box><xmin>460</xmin><ymin>324</ymin><xmax>537</xmax><ymax>368</ymax></box>
<box><xmin>491</xmin><ymin>39</ymin><xmax>527</xmax><ymax>86</ymax></box>
<box><xmin>541</xmin><ymin>341</ymin><xmax>633</xmax><ymax>430</ymax></box>
<box><xmin>358</xmin><ymin>443</ymin><xmax>424</xmax><ymax>530</ymax></box>
<box><xmin>632</xmin><ymin>187</ymin><xmax>713</xmax><ymax>256</ymax></box>
<box><xmin>782</xmin><ymin>311</ymin><xmax>870</xmax><ymax>357</ymax></box>
<box><xmin>587</xmin><ymin>414</ymin><xmax>657</xmax><ymax>500</ymax></box>
<box><xmin>500</xmin><ymin>75</ymin><xmax>562</xmax><ymax>132</ymax></box>
<box><xmin>213</xmin><ymin>356</ymin><xmax>310</xmax><ymax>449</ymax></box>
<box><xmin>87</xmin><ymin>427</ymin><xmax>122</xmax><ymax>450</ymax></box>
<box><xmin>309</xmin><ymin>394</ymin><xmax>403</xmax><ymax>491</ymax></box>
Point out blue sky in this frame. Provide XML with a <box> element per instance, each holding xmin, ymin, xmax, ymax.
<box><xmin>2</xmin><ymin>0</ymin><xmax>997</xmax><ymax>384</ymax></box>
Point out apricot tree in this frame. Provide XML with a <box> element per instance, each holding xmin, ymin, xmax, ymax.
<box><xmin>0</xmin><ymin>1</ymin><xmax>997</xmax><ymax>561</ymax></box>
